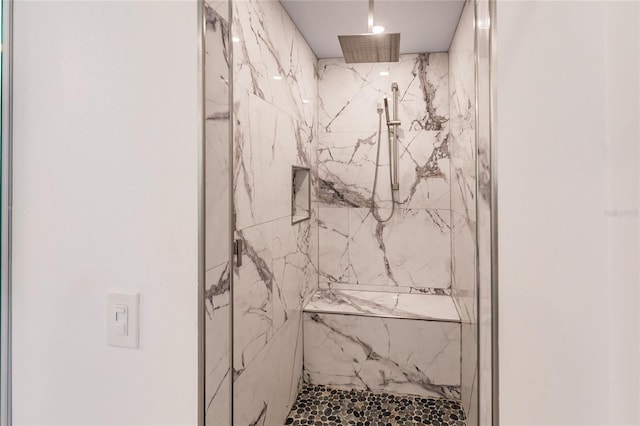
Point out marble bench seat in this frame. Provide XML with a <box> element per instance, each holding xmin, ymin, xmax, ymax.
<box><xmin>304</xmin><ymin>289</ymin><xmax>460</xmax><ymax>322</ymax></box>
<box><xmin>303</xmin><ymin>289</ymin><xmax>462</xmax><ymax>400</ymax></box>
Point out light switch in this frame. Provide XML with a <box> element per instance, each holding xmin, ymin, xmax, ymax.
<box><xmin>114</xmin><ymin>305</ymin><xmax>128</xmax><ymax>336</ymax></box>
<box><xmin>107</xmin><ymin>292</ymin><xmax>139</xmax><ymax>348</ymax></box>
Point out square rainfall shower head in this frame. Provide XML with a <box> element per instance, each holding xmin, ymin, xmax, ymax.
<box><xmin>338</xmin><ymin>33</ymin><xmax>400</xmax><ymax>64</ymax></box>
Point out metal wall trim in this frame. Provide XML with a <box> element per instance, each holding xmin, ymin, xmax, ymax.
<box><xmin>197</xmin><ymin>0</ymin><xmax>206</xmax><ymax>424</ymax></box>
<box><xmin>1</xmin><ymin>0</ymin><xmax>13</xmax><ymax>424</ymax></box>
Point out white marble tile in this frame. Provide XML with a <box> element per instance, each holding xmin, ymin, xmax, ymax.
<box><xmin>233</xmin><ymin>0</ymin><xmax>317</xmax><ymax>126</ymax></box>
<box><xmin>205</xmin><ymin>3</ymin><xmax>230</xmax><ymax>116</ymax></box>
<box><xmin>319</xmin><ymin>282</ymin><xmax>410</xmax><ymax>293</ymax></box>
<box><xmin>461</xmin><ymin>321</ymin><xmax>478</xmax><ymax>426</ymax></box>
<box><xmin>204</xmin><ymin>264</ymin><xmax>231</xmax><ymax>425</ymax></box>
<box><xmin>204</xmin><ymin>2</ymin><xmax>231</xmax><ymax>270</ymax></box>
<box><xmin>306</xmin><ymin>207</ymin><xmax>320</xmax><ymax>298</ymax></box>
<box><xmin>316</xmin><ymin>129</ymin><xmax>450</xmax><ymax>210</ymax></box>
<box><xmin>206</xmin><ymin>374</ymin><xmax>230</xmax><ymax>426</ymax></box>
<box><xmin>205</xmin><ymin>116</ymin><xmax>230</xmax><ymax>270</ymax></box>
<box><xmin>315</xmin><ymin>52</ymin><xmax>452</xmax><ymax>293</ymax></box>
<box><xmin>318</xmin><ymin>208</ymin><xmax>349</xmax><ymax>283</ymax></box>
<box><xmin>204</xmin><ymin>4</ymin><xmax>231</xmax><ymax>425</ymax></box>
<box><xmin>451</xmin><ymin>210</ymin><xmax>476</xmax><ymax>323</ymax></box>
<box><xmin>233</xmin><ymin>215</ymin><xmax>318</xmax><ymax>378</ymax></box>
<box><xmin>234</xmin><ymin>311</ymin><xmax>304</xmax><ymax>426</ymax></box>
<box><xmin>233</xmin><ymin>223</ymin><xmax>273</xmax><ymax>374</ymax></box>
<box><xmin>271</xmin><ymin>216</ymin><xmax>315</xmax><ymax>331</ymax></box>
<box><xmin>233</xmin><ymin>82</ymin><xmax>317</xmax><ymax>230</ymax></box>
<box><xmin>318</xmin><ymin>281</ymin><xmax>453</xmax><ymax>296</ymax></box>
<box><xmin>232</xmin><ymin>0</ymin><xmax>317</xmax><ymax>230</ymax></box>
<box><xmin>304</xmin><ymin>312</ymin><xmax>460</xmax><ymax>399</ymax></box>
<box><xmin>228</xmin><ymin>0</ymin><xmax>319</xmax><ymax>421</ymax></box>
<box><xmin>478</xmin><ymin>228</ymin><xmax>493</xmax><ymax>426</ymax></box>
<box><xmin>398</xmin><ymin>130</ymin><xmax>450</xmax><ymax>209</ymax></box>
<box><xmin>450</xmin><ymin>125</ymin><xmax>475</xmax><ymax>215</ymax></box>
<box><xmin>234</xmin><ymin>88</ymin><xmax>301</xmax><ymax>229</ymax></box>
<box><xmin>449</xmin><ymin>2</ymin><xmax>476</xmax><ymax>215</ymax></box>
<box><xmin>450</xmin><ymin>1</ymin><xmax>481</xmax><ymax>422</ymax></box>
<box><xmin>205</xmin><ymin>0</ymin><xmax>229</xmax><ymax>21</ymax></box>
<box><xmin>318</xmin><ymin>53</ymin><xmax>449</xmax><ymax>134</ymax></box>
<box><xmin>348</xmin><ymin>208</ymin><xmax>452</xmax><ymax>288</ymax></box>
<box><xmin>316</xmin><ymin>131</ymin><xmax>382</xmax><ymax>208</ymax></box>
<box><xmin>305</xmin><ymin>289</ymin><xmax>460</xmax><ymax>322</ymax></box>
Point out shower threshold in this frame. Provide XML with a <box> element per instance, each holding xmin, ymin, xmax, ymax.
<box><xmin>285</xmin><ymin>384</ymin><xmax>466</xmax><ymax>426</ymax></box>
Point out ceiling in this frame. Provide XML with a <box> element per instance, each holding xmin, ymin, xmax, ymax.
<box><xmin>280</xmin><ymin>0</ymin><xmax>465</xmax><ymax>59</ymax></box>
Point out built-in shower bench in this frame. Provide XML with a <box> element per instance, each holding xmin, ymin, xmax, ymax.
<box><xmin>302</xmin><ymin>289</ymin><xmax>462</xmax><ymax>400</ymax></box>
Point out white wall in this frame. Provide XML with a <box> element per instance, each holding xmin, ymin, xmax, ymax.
<box><xmin>12</xmin><ymin>1</ymin><xmax>200</xmax><ymax>424</ymax></box>
<box><xmin>605</xmin><ymin>2</ymin><xmax>640</xmax><ymax>424</ymax></box>
<box><xmin>497</xmin><ymin>1</ymin><xmax>640</xmax><ymax>425</ymax></box>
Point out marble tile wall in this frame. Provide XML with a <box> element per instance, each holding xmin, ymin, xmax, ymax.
<box><xmin>304</xmin><ymin>312</ymin><xmax>461</xmax><ymax>399</ymax></box>
<box><xmin>449</xmin><ymin>1</ymin><xmax>479</xmax><ymax>424</ymax></box>
<box><xmin>316</xmin><ymin>54</ymin><xmax>452</xmax><ymax>293</ymax></box>
<box><xmin>234</xmin><ymin>310</ymin><xmax>304</xmax><ymax>426</ymax></box>
<box><xmin>204</xmin><ymin>1</ymin><xmax>232</xmax><ymax>424</ymax></box>
<box><xmin>231</xmin><ymin>0</ymin><xmax>318</xmax><ymax>424</ymax></box>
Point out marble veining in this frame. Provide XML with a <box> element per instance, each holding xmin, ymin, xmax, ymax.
<box><xmin>234</xmin><ymin>311</ymin><xmax>304</xmax><ymax>426</ymax></box>
<box><xmin>317</xmin><ymin>129</ymin><xmax>450</xmax><ymax>210</ymax></box>
<box><xmin>348</xmin><ymin>208</ymin><xmax>452</xmax><ymax>288</ymax></box>
<box><xmin>204</xmin><ymin>2</ymin><xmax>232</xmax><ymax>425</ymax></box>
<box><xmin>305</xmin><ymin>289</ymin><xmax>460</xmax><ymax>322</ymax></box>
<box><xmin>204</xmin><ymin>2</ymin><xmax>231</xmax><ymax>271</ymax></box>
<box><xmin>205</xmin><ymin>264</ymin><xmax>231</xmax><ymax>426</ymax></box>
<box><xmin>449</xmin><ymin>2</ymin><xmax>480</xmax><ymax>424</ymax></box>
<box><xmin>318</xmin><ymin>281</ymin><xmax>453</xmax><ymax>296</ymax></box>
<box><xmin>233</xmin><ymin>0</ymin><xmax>317</xmax><ymax>230</ymax></box>
<box><xmin>318</xmin><ymin>207</ymin><xmax>452</xmax><ymax>290</ymax></box>
<box><xmin>304</xmin><ymin>312</ymin><xmax>461</xmax><ymax>400</ymax></box>
<box><xmin>230</xmin><ymin>0</ymin><xmax>320</xmax><ymax>422</ymax></box>
<box><xmin>318</xmin><ymin>54</ymin><xmax>448</xmax><ymax>134</ymax></box>
<box><xmin>234</xmin><ymin>225</ymin><xmax>274</xmax><ymax>375</ymax></box>
<box><xmin>316</xmin><ymin>53</ymin><xmax>452</xmax><ymax>294</ymax></box>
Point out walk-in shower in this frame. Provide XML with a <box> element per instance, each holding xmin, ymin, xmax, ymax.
<box><xmin>203</xmin><ymin>0</ymin><xmax>496</xmax><ymax>423</ymax></box>
<box><xmin>371</xmin><ymin>82</ymin><xmax>400</xmax><ymax>223</ymax></box>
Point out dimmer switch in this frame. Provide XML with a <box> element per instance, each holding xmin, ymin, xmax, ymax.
<box><xmin>107</xmin><ymin>292</ymin><xmax>139</xmax><ymax>348</ymax></box>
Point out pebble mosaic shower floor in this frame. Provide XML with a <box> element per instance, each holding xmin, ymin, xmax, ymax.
<box><xmin>285</xmin><ymin>384</ymin><xmax>466</xmax><ymax>426</ymax></box>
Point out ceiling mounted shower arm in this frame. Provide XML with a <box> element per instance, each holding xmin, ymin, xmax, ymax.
<box><xmin>368</xmin><ymin>0</ymin><xmax>374</xmax><ymax>33</ymax></box>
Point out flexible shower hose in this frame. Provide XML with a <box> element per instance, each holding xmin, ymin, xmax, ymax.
<box><xmin>370</xmin><ymin>109</ymin><xmax>395</xmax><ymax>223</ymax></box>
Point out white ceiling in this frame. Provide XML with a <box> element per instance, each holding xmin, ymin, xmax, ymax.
<box><xmin>280</xmin><ymin>0</ymin><xmax>465</xmax><ymax>59</ymax></box>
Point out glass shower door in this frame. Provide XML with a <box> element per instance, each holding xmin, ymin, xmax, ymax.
<box><xmin>203</xmin><ymin>0</ymin><xmax>233</xmax><ymax>424</ymax></box>
<box><xmin>0</xmin><ymin>0</ymin><xmax>10</xmax><ymax>422</ymax></box>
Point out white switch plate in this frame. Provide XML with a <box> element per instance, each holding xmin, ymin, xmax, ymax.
<box><xmin>107</xmin><ymin>292</ymin><xmax>139</xmax><ymax>348</ymax></box>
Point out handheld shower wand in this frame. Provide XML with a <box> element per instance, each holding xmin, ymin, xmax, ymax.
<box><xmin>388</xmin><ymin>83</ymin><xmax>400</xmax><ymax>191</ymax></box>
<box><xmin>383</xmin><ymin>97</ymin><xmax>391</xmax><ymax>124</ymax></box>
<box><xmin>371</xmin><ymin>83</ymin><xmax>401</xmax><ymax>223</ymax></box>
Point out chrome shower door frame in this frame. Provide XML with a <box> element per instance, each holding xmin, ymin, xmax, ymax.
<box><xmin>474</xmin><ymin>0</ymin><xmax>498</xmax><ymax>424</ymax></box>
<box><xmin>1</xmin><ymin>0</ymin><xmax>12</xmax><ymax>424</ymax></box>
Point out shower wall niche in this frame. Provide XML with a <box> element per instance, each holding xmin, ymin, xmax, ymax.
<box><xmin>316</xmin><ymin>54</ymin><xmax>453</xmax><ymax>294</ymax></box>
